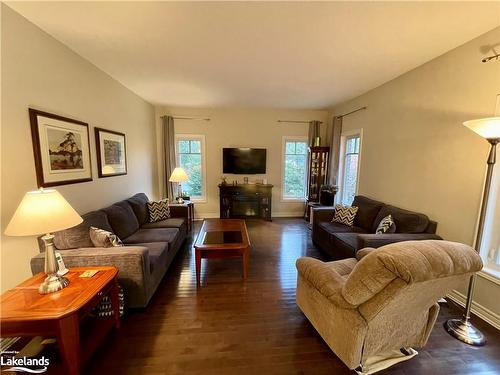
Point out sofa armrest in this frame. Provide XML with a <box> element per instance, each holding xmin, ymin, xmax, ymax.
<box><xmin>296</xmin><ymin>257</ymin><xmax>357</xmax><ymax>309</ymax></box>
<box><xmin>30</xmin><ymin>246</ymin><xmax>150</xmax><ymax>308</ymax></box>
<box><xmin>356</xmin><ymin>233</ymin><xmax>442</xmax><ymax>249</ymax></box>
<box><xmin>312</xmin><ymin>207</ymin><xmax>336</xmax><ymax>225</ymax></box>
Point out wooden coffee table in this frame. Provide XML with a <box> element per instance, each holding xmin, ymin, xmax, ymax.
<box><xmin>194</xmin><ymin>219</ymin><xmax>250</xmax><ymax>286</ymax></box>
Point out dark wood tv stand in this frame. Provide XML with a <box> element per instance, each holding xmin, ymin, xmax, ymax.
<box><xmin>219</xmin><ymin>184</ymin><xmax>273</xmax><ymax>221</ymax></box>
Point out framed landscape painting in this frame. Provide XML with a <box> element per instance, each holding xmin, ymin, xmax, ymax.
<box><xmin>29</xmin><ymin>108</ymin><xmax>93</xmax><ymax>187</ymax></box>
<box><xmin>95</xmin><ymin>127</ymin><xmax>127</xmax><ymax>178</ymax></box>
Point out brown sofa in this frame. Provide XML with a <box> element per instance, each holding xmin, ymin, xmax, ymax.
<box><xmin>31</xmin><ymin>193</ymin><xmax>187</xmax><ymax>308</ymax></box>
<box><xmin>312</xmin><ymin>195</ymin><xmax>441</xmax><ymax>259</ymax></box>
<box><xmin>296</xmin><ymin>240</ymin><xmax>483</xmax><ymax>371</ymax></box>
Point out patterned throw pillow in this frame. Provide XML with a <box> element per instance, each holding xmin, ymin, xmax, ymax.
<box><xmin>375</xmin><ymin>215</ymin><xmax>396</xmax><ymax>234</ymax></box>
<box><xmin>89</xmin><ymin>227</ymin><xmax>124</xmax><ymax>247</ymax></box>
<box><xmin>332</xmin><ymin>204</ymin><xmax>359</xmax><ymax>227</ymax></box>
<box><xmin>147</xmin><ymin>199</ymin><xmax>170</xmax><ymax>222</ymax></box>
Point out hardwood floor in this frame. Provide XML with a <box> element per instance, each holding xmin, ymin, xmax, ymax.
<box><xmin>87</xmin><ymin>219</ymin><xmax>500</xmax><ymax>375</ymax></box>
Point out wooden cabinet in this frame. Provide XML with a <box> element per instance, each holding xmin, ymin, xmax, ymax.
<box><xmin>307</xmin><ymin>146</ymin><xmax>329</xmax><ymax>202</ymax></box>
<box><xmin>219</xmin><ymin>184</ymin><xmax>273</xmax><ymax>221</ymax></box>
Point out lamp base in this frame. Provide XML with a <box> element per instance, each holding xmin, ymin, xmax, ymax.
<box><xmin>444</xmin><ymin>318</ymin><xmax>486</xmax><ymax>346</ymax></box>
<box><xmin>38</xmin><ymin>273</ymin><xmax>69</xmax><ymax>294</ymax></box>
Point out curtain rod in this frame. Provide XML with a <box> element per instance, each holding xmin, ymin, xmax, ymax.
<box><xmin>277</xmin><ymin>120</ymin><xmax>323</xmax><ymax>124</ymax></box>
<box><xmin>337</xmin><ymin>106</ymin><xmax>367</xmax><ymax>118</ymax></box>
<box><xmin>161</xmin><ymin>115</ymin><xmax>211</xmax><ymax>121</ymax></box>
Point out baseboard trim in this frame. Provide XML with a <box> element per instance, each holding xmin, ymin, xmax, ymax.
<box><xmin>447</xmin><ymin>290</ymin><xmax>500</xmax><ymax>331</ymax></box>
<box><xmin>272</xmin><ymin>212</ymin><xmax>304</xmax><ymax>218</ymax></box>
<box><xmin>194</xmin><ymin>212</ymin><xmax>303</xmax><ymax>219</ymax></box>
<box><xmin>194</xmin><ymin>212</ymin><xmax>219</xmax><ymax>219</ymax></box>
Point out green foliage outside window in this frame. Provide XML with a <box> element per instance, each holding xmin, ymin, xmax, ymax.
<box><xmin>177</xmin><ymin>139</ymin><xmax>203</xmax><ymax>198</ymax></box>
<box><xmin>283</xmin><ymin>141</ymin><xmax>307</xmax><ymax>199</ymax></box>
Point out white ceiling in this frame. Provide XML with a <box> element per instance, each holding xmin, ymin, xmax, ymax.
<box><xmin>7</xmin><ymin>1</ymin><xmax>500</xmax><ymax>109</ymax></box>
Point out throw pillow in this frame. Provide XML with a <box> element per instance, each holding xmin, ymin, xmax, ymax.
<box><xmin>147</xmin><ymin>199</ymin><xmax>170</xmax><ymax>222</ymax></box>
<box><xmin>332</xmin><ymin>204</ymin><xmax>359</xmax><ymax>227</ymax></box>
<box><xmin>89</xmin><ymin>227</ymin><xmax>124</xmax><ymax>247</ymax></box>
<box><xmin>375</xmin><ymin>214</ymin><xmax>396</xmax><ymax>234</ymax></box>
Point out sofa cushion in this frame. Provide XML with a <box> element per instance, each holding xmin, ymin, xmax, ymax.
<box><xmin>89</xmin><ymin>226</ymin><xmax>124</xmax><ymax>247</ymax></box>
<box><xmin>373</xmin><ymin>205</ymin><xmax>429</xmax><ymax>234</ymax></box>
<box><xmin>103</xmin><ymin>201</ymin><xmax>140</xmax><ymax>239</ymax></box>
<box><xmin>375</xmin><ymin>215</ymin><xmax>396</xmax><ymax>234</ymax></box>
<box><xmin>141</xmin><ymin>218</ymin><xmax>185</xmax><ymax>229</ymax></box>
<box><xmin>319</xmin><ymin>221</ymin><xmax>367</xmax><ymax>235</ymax></box>
<box><xmin>147</xmin><ymin>199</ymin><xmax>170</xmax><ymax>222</ymax></box>
<box><xmin>332</xmin><ymin>204</ymin><xmax>358</xmax><ymax>227</ymax></box>
<box><xmin>352</xmin><ymin>196</ymin><xmax>384</xmax><ymax>232</ymax></box>
<box><xmin>123</xmin><ymin>228</ymin><xmax>179</xmax><ymax>244</ymax></box>
<box><xmin>327</xmin><ymin>258</ymin><xmax>358</xmax><ymax>278</ymax></box>
<box><xmin>127</xmin><ymin>193</ymin><xmax>150</xmax><ymax>225</ymax></box>
<box><xmin>342</xmin><ymin>240</ymin><xmax>483</xmax><ymax>306</ymax></box>
<box><xmin>133</xmin><ymin>242</ymin><xmax>169</xmax><ymax>273</ymax></box>
<box><xmin>53</xmin><ymin>210</ymin><xmax>113</xmax><ymax>250</ymax></box>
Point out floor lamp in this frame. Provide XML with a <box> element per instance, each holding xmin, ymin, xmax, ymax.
<box><xmin>445</xmin><ymin>117</ymin><xmax>500</xmax><ymax>346</ymax></box>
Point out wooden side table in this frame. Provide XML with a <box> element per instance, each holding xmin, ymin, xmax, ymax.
<box><xmin>170</xmin><ymin>200</ymin><xmax>194</xmax><ymax>231</ymax></box>
<box><xmin>0</xmin><ymin>267</ymin><xmax>120</xmax><ymax>375</ymax></box>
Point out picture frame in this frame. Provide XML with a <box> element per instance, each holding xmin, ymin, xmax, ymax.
<box><xmin>95</xmin><ymin>127</ymin><xmax>127</xmax><ymax>178</ymax></box>
<box><xmin>29</xmin><ymin>108</ymin><xmax>93</xmax><ymax>187</ymax></box>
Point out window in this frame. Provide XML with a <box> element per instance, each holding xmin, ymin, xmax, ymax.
<box><xmin>339</xmin><ymin>131</ymin><xmax>362</xmax><ymax>205</ymax></box>
<box><xmin>282</xmin><ymin>138</ymin><xmax>308</xmax><ymax>200</ymax></box>
<box><xmin>175</xmin><ymin>135</ymin><xmax>206</xmax><ymax>201</ymax></box>
<box><xmin>481</xmin><ymin>164</ymin><xmax>500</xmax><ymax>278</ymax></box>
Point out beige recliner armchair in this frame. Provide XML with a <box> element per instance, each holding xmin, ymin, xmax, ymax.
<box><xmin>296</xmin><ymin>240</ymin><xmax>482</xmax><ymax>373</ymax></box>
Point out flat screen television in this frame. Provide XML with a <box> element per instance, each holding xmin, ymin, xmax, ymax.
<box><xmin>223</xmin><ymin>148</ymin><xmax>266</xmax><ymax>174</ymax></box>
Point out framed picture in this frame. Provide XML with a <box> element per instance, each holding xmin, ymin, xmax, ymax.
<box><xmin>95</xmin><ymin>127</ymin><xmax>127</xmax><ymax>178</ymax></box>
<box><xmin>29</xmin><ymin>108</ymin><xmax>93</xmax><ymax>187</ymax></box>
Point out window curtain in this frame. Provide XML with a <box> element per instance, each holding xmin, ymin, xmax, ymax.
<box><xmin>326</xmin><ymin>115</ymin><xmax>343</xmax><ymax>186</ymax></box>
<box><xmin>308</xmin><ymin>120</ymin><xmax>321</xmax><ymax>146</ymax></box>
<box><xmin>162</xmin><ymin>115</ymin><xmax>176</xmax><ymax>200</ymax></box>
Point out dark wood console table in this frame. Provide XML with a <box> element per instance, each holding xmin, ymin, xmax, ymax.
<box><xmin>219</xmin><ymin>184</ymin><xmax>273</xmax><ymax>221</ymax></box>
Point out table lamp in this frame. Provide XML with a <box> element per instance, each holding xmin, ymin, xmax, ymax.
<box><xmin>445</xmin><ymin>116</ymin><xmax>500</xmax><ymax>346</ymax></box>
<box><xmin>169</xmin><ymin>167</ymin><xmax>189</xmax><ymax>203</ymax></box>
<box><xmin>4</xmin><ymin>189</ymin><xmax>83</xmax><ymax>294</ymax></box>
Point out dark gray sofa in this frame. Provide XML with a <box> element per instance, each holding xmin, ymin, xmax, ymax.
<box><xmin>312</xmin><ymin>195</ymin><xmax>442</xmax><ymax>260</ymax></box>
<box><xmin>30</xmin><ymin>193</ymin><xmax>187</xmax><ymax>308</ymax></box>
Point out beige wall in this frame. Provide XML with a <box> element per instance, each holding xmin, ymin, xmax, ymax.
<box><xmin>0</xmin><ymin>5</ymin><xmax>158</xmax><ymax>291</ymax></box>
<box><xmin>155</xmin><ymin>107</ymin><xmax>328</xmax><ymax>218</ymax></box>
<box><xmin>330</xmin><ymin>27</ymin><xmax>500</xmax><ymax>319</ymax></box>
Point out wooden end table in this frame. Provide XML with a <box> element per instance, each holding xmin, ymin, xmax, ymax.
<box><xmin>193</xmin><ymin>219</ymin><xmax>250</xmax><ymax>286</ymax></box>
<box><xmin>0</xmin><ymin>266</ymin><xmax>120</xmax><ymax>375</ymax></box>
<box><xmin>169</xmin><ymin>200</ymin><xmax>194</xmax><ymax>231</ymax></box>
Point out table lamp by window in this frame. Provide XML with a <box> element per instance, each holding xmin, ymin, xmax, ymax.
<box><xmin>169</xmin><ymin>167</ymin><xmax>189</xmax><ymax>203</ymax></box>
<box><xmin>445</xmin><ymin>116</ymin><xmax>500</xmax><ymax>346</ymax></box>
<box><xmin>4</xmin><ymin>189</ymin><xmax>83</xmax><ymax>294</ymax></box>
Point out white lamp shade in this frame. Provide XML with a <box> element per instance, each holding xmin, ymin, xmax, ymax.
<box><xmin>169</xmin><ymin>167</ymin><xmax>189</xmax><ymax>182</ymax></box>
<box><xmin>463</xmin><ymin>117</ymin><xmax>500</xmax><ymax>140</ymax></box>
<box><xmin>5</xmin><ymin>189</ymin><xmax>83</xmax><ymax>236</ymax></box>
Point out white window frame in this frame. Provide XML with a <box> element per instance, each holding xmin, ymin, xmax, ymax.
<box><xmin>479</xmin><ymin>162</ymin><xmax>500</xmax><ymax>283</ymax></box>
<box><xmin>337</xmin><ymin>129</ymin><xmax>363</xmax><ymax>206</ymax></box>
<box><xmin>175</xmin><ymin>134</ymin><xmax>207</xmax><ymax>203</ymax></box>
<box><xmin>477</xmin><ymin>94</ymin><xmax>500</xmax><ymax>283</ymax></box>
<box><xmin>281</xmin><ymin>136</ymin><xmax>308</xmax><ymax>202</ymax></box>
